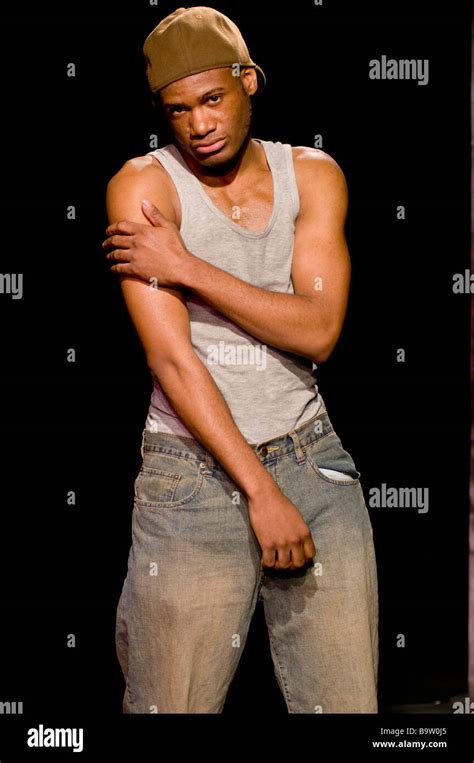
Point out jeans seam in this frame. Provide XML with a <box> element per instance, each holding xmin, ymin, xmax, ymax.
<box><xmin>267</xmin><ymin>629</ymin><xmax>294</xmax><ymax>712</ymax></box>
<box><xmin>117</xmin><ymin>580</ymin><xmax>134</xmax><ymax>711</ymax></box>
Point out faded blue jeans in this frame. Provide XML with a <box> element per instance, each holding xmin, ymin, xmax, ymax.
<box><xmin>115</xmin><ymin>401</ymin><xmax>379</xmax><ymax>713</ymax></box>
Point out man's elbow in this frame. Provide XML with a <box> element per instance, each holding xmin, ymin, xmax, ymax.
<box><xmin>310</xmin><ymin>327</ymin><xmax>341</xmax><ymax>365</ymax></box>
<box><xmin>146</xmin><ymin>343</ymin><xmax>198</xmax><ymax>378</ymax></box>
<box><xmin>311</xmin><ymin>345</ymin><xmax>332</xmax><ymax>365</ymax></box>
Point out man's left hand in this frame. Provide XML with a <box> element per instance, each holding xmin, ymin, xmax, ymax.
<box><xmin>102</xmin><ymin>199</ymin><xmax>192</xmax><ymax>288</ymax></box>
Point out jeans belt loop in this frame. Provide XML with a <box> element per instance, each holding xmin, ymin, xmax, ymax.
<box><xmin>288</xmin><ymin>428</ymin><xmax>306</xmax><ymax>465</ymax></box>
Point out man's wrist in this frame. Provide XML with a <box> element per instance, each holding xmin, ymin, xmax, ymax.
<box><xmin>244</xmin><ymin>470</ymin><xmax>281</xmax><ymax>502</ymax></box>
<box><xmin>181</xmin><ymin>248</ymin><xmax>206</xmax><ymax>290</ymax></box>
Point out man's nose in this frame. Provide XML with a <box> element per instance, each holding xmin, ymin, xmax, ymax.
<box><xmin>189</xmin><ymin>108</ymin><xmax>216</xmax><ymax>136</ymax></box>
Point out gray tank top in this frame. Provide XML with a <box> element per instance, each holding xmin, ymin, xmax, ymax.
<box><xmin>144</xmin><ymin>138</ymin><xmax>322</xmax><ymax>444</ymax></box>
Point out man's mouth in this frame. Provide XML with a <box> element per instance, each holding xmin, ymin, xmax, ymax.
<box><xmin>193</xmin><ymin>138</ymin><xmax>226</xmax><ymax>155</ymax></box>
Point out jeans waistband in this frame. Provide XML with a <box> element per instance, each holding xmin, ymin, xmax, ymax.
<box><xmin>140</xmin><ymin>401</ymin><xmax>334</xmax><ymax>473</ymax></box>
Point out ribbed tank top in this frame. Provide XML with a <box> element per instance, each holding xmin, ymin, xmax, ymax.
<box><xmin>144</xmin><ymin>138</ymin><xmax>322</xmax><ymax>444</ymax></box>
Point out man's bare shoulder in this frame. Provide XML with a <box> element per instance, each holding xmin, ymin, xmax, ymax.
<box><xmin>109</xmin><ymin>153</ymin><xmax>162</xmax><ymax>177</ymax></box>
<box><xmin>291</xmin><ymin>145</ymin><xmax>339</xmax><ymax>166</ymax></box>
<box><xmin>291</xmin><ymin>146</ymin><xmax>348</xmax><ymax>207</ymax></box>
<box><xmin>107</xmin><ymin>153</ymin><xmax>180</xmax><ymax>225</ymax></box>
<box><xmin>291</xmin><ymin>145</ymin><xmax>346</xmax><ymax>179</ymax></box>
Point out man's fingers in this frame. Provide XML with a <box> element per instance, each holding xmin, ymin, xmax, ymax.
<box><xmin>261</xmin><ymin>536</ymin><xmax>316</xmax><ymax>570</ymax></box>
<box><xmin>106</xmin><ymin>248</ymin><xmax>131</xmax><ymax>263</ymax></box>
<box><xmin>274</xmin><ymin>546</ymin><xmax>291</xmax><ymax>569</ymax></box>
<box><xmin>261</xmin><ymin>546</ymin><xmax>276</xmax><ymax>569</ymax></box>
<box><xmin>289</xmin><ymin>542</ymin><xmax>306</xmax><ymax>569</ymax></box>
<box><xmin>110</xmin><ymin>262</ymin><xmax>131</xmax><ymax>274</ymax></box>
<box><xmin>141</xmin><ymin>199</ymin><xmax>172</xmax><ymax>227</ymax></box>
<box><xmin>105</xmin><ymin>220</ymin><xmax>136</xmax><ymax>236</ymax></box>
<box><xmin>304</xmin><ymin>536</ymin><xmax>317</xmax><ymax>561</ymax></box>
<box><xmin>102</xmin><ymin>234</ymin><xmax>131</xmax><ymax>250</ymax></box>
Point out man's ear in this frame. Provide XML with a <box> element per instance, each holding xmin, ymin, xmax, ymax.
<box><xmin>240</xmin><ymin>66</ymin><xmax>258</xmax><ymax>97</ymax></box>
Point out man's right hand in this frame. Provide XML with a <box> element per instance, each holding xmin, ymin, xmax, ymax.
<box><xmin>247</xmin><ymin>483</ymin><xmax>317</xmax><ymax>571</ymax></box>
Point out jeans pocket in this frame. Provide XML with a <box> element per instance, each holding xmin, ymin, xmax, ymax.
<box><xmin>305</xmin><ymin>432</ymin><xmax>361</xmax><ymax>486</ymax></box>
<box><xmin>134</xmin><ymin>450</ymin><xmax>204</xmax><ymax>509</ymax></box>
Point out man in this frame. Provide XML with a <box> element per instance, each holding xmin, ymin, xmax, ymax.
<box><xmin>103</xmin><ymin>6</ymin><xmax>378</xmax><ymax>714</ymax></box>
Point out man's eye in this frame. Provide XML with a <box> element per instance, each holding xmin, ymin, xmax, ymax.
<box><xmin>168</xmin><ymin>95</ymin><xmax>221</xmax><ymax>115</ymax></box>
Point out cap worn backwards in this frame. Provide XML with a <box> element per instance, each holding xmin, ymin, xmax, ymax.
<box><xmin>143</xmin><ymin>6</ymin><xmax>266</xmax><ymax>96</ymax></box>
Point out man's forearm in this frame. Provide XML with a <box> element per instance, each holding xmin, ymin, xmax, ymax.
<box><xmin>182</xmin><ymin>254</ymin><xmax>322</xmax><ymax>362</ymax></box>
<box><xmin>148</xmin><ymin>348</ymin><xmax>279</xmax><ymax>500</ymax></box>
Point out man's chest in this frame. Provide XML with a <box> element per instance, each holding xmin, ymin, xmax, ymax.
<box><xmin>198</xmin><ymin>172</ymin><xmax>274</xmax><ymax>234</ymax></box>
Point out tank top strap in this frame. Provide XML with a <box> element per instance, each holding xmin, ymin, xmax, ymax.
<box><xmin>253</xmin><ymin>139</ymin><xmax>300</xmax><ymax>220</ymax></box>
<box><xmin>146</xmin><ymin>145</ymin><xmax>200</xmax><ymax>232</ymax></box>
<box><xmin>146</xmin><ymin>144</ymin><xmax>196</xmax><ymax>186</ymax></box>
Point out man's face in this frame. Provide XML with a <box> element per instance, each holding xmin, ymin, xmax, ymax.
<box><xmin>158</xmin><ymin>66</ymin><xmax>258</xmax><ymax>166</ymax></box>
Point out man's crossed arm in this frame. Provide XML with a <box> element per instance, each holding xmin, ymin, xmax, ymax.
<box><xmin>103</xmin><ymin>148</ymin><xmax>351</xmax><ymax>365</ymax></box>
<box><xmin>104</xmin><ymin>160</ymin><xmax>319</xmax><ymax>569</ymax></box>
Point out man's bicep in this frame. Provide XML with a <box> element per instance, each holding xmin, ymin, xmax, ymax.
<box><xmin>291</xmin><ymin>152</ymin><xmax>351</xmax><ymax>300</ymax></box>
<box><xmin>105</xmin><ymin>168</ymin><xmax>193</xmax><ymax>369</ymax></box>
<box><xmin>291</xmin><ymin>154</ymin><xmax>352</xmax><ymax>351</ymax></box>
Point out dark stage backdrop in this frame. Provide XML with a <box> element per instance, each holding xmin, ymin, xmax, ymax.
<box><xmin>0</xmin><ymin>0</ymin><xmax>471</xmax><ymax>750</ymax></box>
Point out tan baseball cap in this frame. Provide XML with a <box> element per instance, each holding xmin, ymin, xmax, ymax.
<box><xmin>143</xmin><ymin>6</ymin><xmax>266</xmax><ymax>96</ymax></box>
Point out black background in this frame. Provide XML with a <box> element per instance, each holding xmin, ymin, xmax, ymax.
<box><xmin>0</xmin><ymin>0</ymin><xmax>471</xmax><ymax>750</ymax></box>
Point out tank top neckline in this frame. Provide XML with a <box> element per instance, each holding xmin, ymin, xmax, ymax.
<box><xmin>166</xmin><ymin>138</ymin><xmax>280</xmax><ymax>240</ymax></box>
